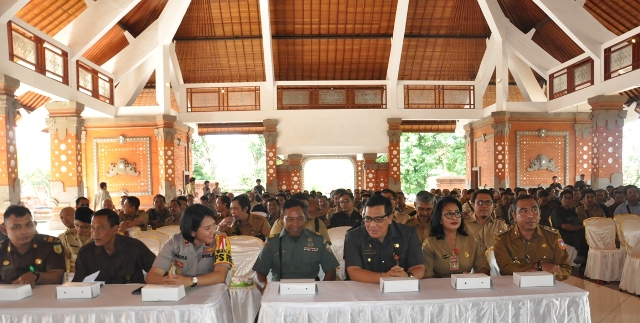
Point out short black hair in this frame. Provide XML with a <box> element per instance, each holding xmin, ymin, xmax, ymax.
<box><xmin>471</xmin><ymin>189</ymin><xmax>493</xmax><ymax>203</ymax></box>
<box><xmin>180</xmin><ymin>204</ymin><xmax>215</xmax><ymax>243</ymax></box>
<box><xmin>537</xmin><ymin>190</ymin><xmax>550</xmax><ymax>198</ymax></box>
<box><xmin>217</xmin><ymin>195</ymin><xmax>231</xmax><ymax>208</ymax></box>
<box><xmin>291</xmin><ymin>192</ymin><xmax>309</xmax><ymax>201</ymax></box>
<box><xmin>75</xmin><ymin>197</ymin><xmax>89</xmax><ymax>207</ymax></box>
<box><xmin>3</xmin><ymin>205</ymin><xmax>32</xmax><ymax>220</ymax></box>
<box><xmin>559</xmin><ymin>189</ymin><xmax>574</xmax><ymax>199</ymax></box>
<box><xmin>511</xmin><ymin>195</ymin><xmax>538</xmax><ymax>214</ymax></box>
<box><xmin>177</xmin><ymin>196</ymin><xmax>188</xmax><ymax>203</ymax></box>
<box><xmin>363</xmin><ymin>194</ymin><xmax>393</xmax><ymax>216</ymax></box>
<box><xmin>189</xmin><ymin>177</ymin><xmax>196</xmax><ymax>182</ymax></box>
<box><xmin>74</xmin><ymin>207</ymin><xmax>94</xmax><ymax>223</ymax></box>
<box><xmin>267</xmin><ymin>197</ymin><xmax>280</xmax><ymax>206</ymax></box>
<box><xmin>430</xmin><ymin>197</ymin><xmax>467</xmax><ymax>240</ymax></box>
<box><xmin>125</xmin><ymin>196</ymin><xmax>140</xmax><ymax>210</ymax></box>
<box><xmin>93</xmin><ymin>209</ymin><xmax>120</xmax><ymax>228</ymax></box>
<box><xmin>200</xmin><ymin>195</ymin><xmax>209</xmax><ymax>202</ymax></box>
<box><xmin>624</xmin><ymin>185</ymin><xmax>639</xmax><ymax>197</ymax></box>
<box><xmin>381</xmin><ymin>189</ymin><xmax>397</xmax><ymax>200</ymax></box>
<box><xmin>153</xmin><ymin>194</ymin><xmax>166</xmax><ymax>203</ymax></box>
<box><xmin>339</xmin><ymin>192</ymin><xmax>354</xmax><ymax>200</ymax></box>
<box><xmin>282</xmin><ymin>198</ymin><xmax>308</xmax><ymax>217</ymax></box>
<box><xmin>99</xmin><ymin>182</ymin><xmax>107</xmax><ymax>189</ymax></box>
<box><xmin>580</xmin><ymin>189</ymin><xmax>596</xmax><ymax>201</ymax></box>
<box><xmin>232</xmin><ymin>194</ymin><xmax>251</xmax><ymax>214</ymax></box>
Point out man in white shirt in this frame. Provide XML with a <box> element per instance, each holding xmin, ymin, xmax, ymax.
<box><xmin>93</xmin><ymin>182</ymin><xmax>111</xmax><ymax>211</ymax></box>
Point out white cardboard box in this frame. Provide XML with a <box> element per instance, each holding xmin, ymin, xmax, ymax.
<box><xmin>56</xmin><ymin>282</ymin><xmax>101</xmax><ymax>299</ymax></box>
<box><xmin>279</xmin><ymin>279</ymin><xmax>317</xmax><ymax>295</ymax></box>
<box><xmin>0</xmin><ymin>284</ymin><xmax>32</xmax><ymax>300</ymax></box>
<box><xmin>379</xmin><ymin>277</ymin><xmax>420</xmax><ymax>293</ymax></box>
<box><xmin>451</xmin><ymin>273</ymin><xmax>492</xmax><ymax>290</ymax></box>
<box><xmin>513</xmin><ymin>271</ymin><xmax>555</xmax><ymax>287</ymax></box>
<box><xmin>141</xmin><ymin>285</ymin><xmax>186</xmax><ymax>301</ymax></box>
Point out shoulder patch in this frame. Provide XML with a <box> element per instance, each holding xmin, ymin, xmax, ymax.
<box><xmin>266</xmin><ymin>233</ymin><xmax>279</xmax><ymax>240</ymax></box>
<box><xmin>541</xmin><ymin>225</ymin><xmax>559</xmax><ymax>234</ymax></box>
<box><xmin>312</xmin><ymin>230</ymin><xmax>323</xmax><ymax>237</ymax></box>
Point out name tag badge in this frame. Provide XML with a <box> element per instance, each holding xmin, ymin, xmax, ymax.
<box><xmin>303</xmin><ymin>247</ymin><xmax>319</xmax><ymax>252</ymax></box>
<box><xmin>442</xmin><ymin>254</ymin><xmax>450</xmax><ymax>259</ymax></box>
<box><xmin>364</xmin><ymin>250</ymin><xmax>377</xmax><ymax>255</ymax></box>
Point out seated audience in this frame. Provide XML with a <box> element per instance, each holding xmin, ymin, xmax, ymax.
<box><xmin>614</xmin><ymin>185</ymin><xmax>640</xmax><ymax>216</ymax></box>
<box><xmin>407</xmin><ymin>191</ymin><xmax>435</xmax><ymax>243</ymax></box>
<box><xmin>328</xmin><ymin>192</ymin><xmax>362</xmax><ymax>229</ymax></box>
<box><xmin>467</xmin><ymin>189</ymin><xmax>508</xmax><ymax>250</ymax></box>
<box><xmin>218</xmin><ymin>194</ymin><xmax>271</xmax><ymax>240</ymax></box>
<box><xmin>118</xmin><ymin>196</ymin><xmax>149</xmax><ymax>232</ymax></box>
<box><xmin>551</xmin><ymin>190</ymin><xmax>588</xmax><ymax>264</ymax></box>
<box><xmin>60</xmin><ymin>207</ymin><xmax>93</xmax><ymax>272</ymax></box>
<box><xmin>215</xmin><ymin>195</ymin><xmax>232</xmax><ymax>224</ymax></box>
<box><xmin>575</xmin><ymin>189</ymin><xmax>606</xmax><ymax>220</ymax></box>
<box><xmin>147</xmin><ymin>194</ymin><xmax>172</xmax><ymax>228</ymax></box>
<box><xmin>381</xmin><ymin>189</ymin><xmax>410</xmax><ymax>224</ymax></box>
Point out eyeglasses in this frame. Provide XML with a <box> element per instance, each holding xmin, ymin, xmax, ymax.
<box><xmin>443</xmin><ymin>211</ymin><xmax>462</xmax><ymax>219</ymax></box>
<box><xmin>417</xmin><ymin>207</ymin><xmax>432</xmax><ymax>213</ymax></box>
<box><xmin>74</xmin><ymin>224</ymin><xmax>91</xmax><ymax>230</ymax></box>
<box><xmin>363</xmin><ymin>215</ymin><xmax>388</xmax><ymax>224</ymax></box>
<box><xmin>339</xmin><ymin>200</ymin><xmax>352</xmax><ymax>204</ymax></box>
<box><xmin>475</xmin><ymin>200</ymin><xmax>493</xmax><ymax>206</ymax></box>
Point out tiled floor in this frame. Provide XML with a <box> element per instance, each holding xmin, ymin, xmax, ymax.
<box><xmin>563</xmin><ymin>276</ymin><xmax>640</xmax><ymax>323</ymax></box>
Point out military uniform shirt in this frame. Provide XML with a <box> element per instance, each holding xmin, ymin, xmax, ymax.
<box><xmin>329</xmin><ymin>210</ymin><xmax>361</xmax><ymax>229</ymax></box>
<box><xmin>223</xmin><ymin>213</ymin><xmax>271</xmax><ymax>240</ymax></box>
<box><xmin>252</xmin><ymin>228</ymin><xmax>339</xmax><ymax>281</ymax></box>
<box><xmin>270</xmin><ymin>217</ymin><xmax>331</xmax><ymax>242</ymax></box>
<box><xmin>0</xmin><ymin>234</ymin><xmax>65</xmax><ymax>284</ymax></box>
<box><xmin>493</xmin><ymin>225</ymin><xmax>571</xmax><ymax>280</ymax></box>
<box><xmin>422</xmin><ymin>233</ymin><xmax>488</xmax><ymax>278</ymax></box>
<box><xmin>344</xmin><ymin>222</ymin><xmax>424</xmax><ymax>276</ymax></box>
<box><xmin>153</xmin><ymin>233</ymin><xmax>232</xmax><ymax>277</ymax></box>
<box><xmin>73</xmin><ymin>235</ymin><xmax>156</xmax><ymax>284</ymax></box>
<box><xmin>59</xmin><ymin>228</ymin><xmax>92</xmax><ymax>272</ymax></box>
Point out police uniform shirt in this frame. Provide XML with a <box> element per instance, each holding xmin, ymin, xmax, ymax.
<box><xmin>493</xmin><ymin>225</ymin><xmax>571</xmax><ymax>280</ymax></box>
<box><xmin>223</xmin><ymin>213</ymin><xmax>271</xmax><ymax>240</ymax></box>
<box><xmin>152</xmin><ymin>233</ymin><xmax>232</xmax><ymax>277</ymax></box>
<box><xmin>270</xmin><ymin>217</ymin><xmax>331</xmax><ymax>242</ymax></box>
<box><xmin>328</xmin><ymin>210</ymin><xmax>361</xmax><ymax>229</ymax></box>
<box><xmin>0</xmin><ymin>234</ymin><xmax>65</xmax><ymax>284</ymax></box>
<box><xmin>59</xmin><ymin>228</ymin><xmax>92</xmax><ymax>272</ymax></box>
<box><xmin>343</xmin><ymin>222</ymin><xmax>424</xmax><ymax>275</ymax></box>
<box><xmin>252</xmin><ymin>228</ymin><xmax>339</xmax><ymax>281</ymax></box>
<box><xmin>422</xmin><ymin>233</ymin><xmax>488</xmax><ymax>278</ymax></box>
<box><xmin>72</xmin><ymin>234</ymin><xmax>156</xmax><ymax>284</ymax></box>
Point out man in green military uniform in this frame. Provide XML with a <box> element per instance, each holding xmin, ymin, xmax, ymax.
<box><xmin>253</xmin><ymin>198</ymin><xmax>339</xmax><ymax>291</ymax></box>
<box><xmin>493</xmin><ymin>195</ymin><xmax>571</xmax><ymax>281</ymax></box>
<box><xmin>60</xmin><ymin>207</ymin><xmax>93</xmax><ymax>273</ymax></box>
<box><xmin>0</xmin><ymin>206</ymin><xmax>65</xmax><ymax>285</ymax></box>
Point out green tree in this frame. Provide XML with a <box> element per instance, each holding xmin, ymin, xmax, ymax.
<box><xmin>192</xmin><ymin>135</ymin><xmax>216</xmax><ymax>180</ymax></box>
<box><xmin>623</xmin><ymin>125</ymin><xmax>640</xmax><ymax>185</ymax></box>
<box><xmin>400</xmin><ymin>133</ymin><xmax>466</xmax><ymax>194</ymax></box>
<box><xmin>241</xmin><ymin>135</ymin><xmax>266</xmax><ymax>187</ymax></box>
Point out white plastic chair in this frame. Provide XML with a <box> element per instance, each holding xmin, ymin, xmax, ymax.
<box><xmin>155</xmin><ymin>225</ymin><xmax>181</xmax><ymax>236</ymax></box>
<box><xmin>619</xmin><ymin>219</ymin><xmax>640</xmax><ymax>294</ymax></box>
<box><xmin>583</xmin><ymin>218</ymin><xmax>626</xmax><ymax>282</ymax></box>
<box><xmin>132</xmin><ymin>231</ymin><xmax>171</xmax><ymax>248</ymax></box>
<box><xmin>135</xmin><ymin>236</ymin><xmax>161</xmax><ymax>255</ymax></box>
<box><xmin>228</xmin><ymin>235</ymin><xmax>264</xmax><ymax>323</ymax></box>
<box><xmin>486</xmin><ymin>247</ymin><xmax>501</xmax><ymax>276</ymax></box>
<box><xmin>327</xmin><ymin>226</ymin><xmax>350</xmax><ymax>281</ymax></box>
<box><xmin>613</xmin><ymin>214</ymin><xmax>640</xmax><ymax>252</ymax></box>
<box><xmin>126</xmin><ymin>226</ymin><xmax>141</xmax><ymax>235</ymax></box>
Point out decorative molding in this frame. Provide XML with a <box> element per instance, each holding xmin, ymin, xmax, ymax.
<box><xmin>590</xmin><ymin>110</ymin><xmax>627</xmax><ymax>131</ymax></box>
<box><xmin>118</xmin><ymin>135</ymin><xmax>127</xmax><ymax>144</ymax></box>
<box><xmin>491</xmin><ymin>123</ymin><xmax>511</xmax><ymax>137</ymax></box>
<box><xmin>475</xmin><ymin>133</ymin><xmax>494</xmax><ymax>142</ymax></box>
<box><xmin>387</xmin><ymin>130</ymin><xmax>402</xmax><ymax>145</ymax></box>
<box><xmin>300</xmin><ymin>155</ymin><xmax>358</xmax><ymax>191</ymax></box>
<box><xmin>526</xmin><ymin>155</ymin><xmax>558</xmax><ymax>172</ymax></box>
<box><xmin>154</xmin><ymin>128</ymin><xmax>177</xmax><ymax>142</ymax></box>
<box><xmin>516</xmin><ymin>131</ymin><xmax>569</xmax><ymax>188</ymax></box>
<box><xmin>174</xmin><ymin>137</ymin><xmax>187</xmax><ymax>147</ymax></box>
<box><xmin>574</xmin><ymin>124</ymin><xmax>591</xmax><ymax>139</ymax></box>
<box><xmin>105</xmin><ymin>158</ymin><xmax>140</xmax><ymax>177</ymax></box>
<box><xmin>81</xmin><ymin>130</ymin><xmax>87</xmax><ymax>144</ymax></box>
<box><xmin>45</xmin><ymin>117</ymin><xmax>83</xmax><ymax>140</ymax></box>
<box><xmin>93</xmin><ymin>137</ymin><xmax>152</xmax><ymax>196</ymax></box>
<box><xmin>264</xmin><ymin>131</ymin><xmax>278</xmax><ymax>146</ymax></box>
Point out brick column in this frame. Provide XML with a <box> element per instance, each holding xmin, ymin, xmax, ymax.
<box><xmin>363</xmin><ymin>153</ymin><xmax>378</xmax><ymax>191</ymax></box>
<box><xmin>0</xmin><ymin>75</ymin><xmax>21</xmax><ymax>208</ymax></box>
<box><xmin>387</xmin><ymin>118</ymin><xmax>402</xmax><ymax>191</ymax></box>
<box><xmin>155</xmin><ymin>115</ymin><xmax>178</xmax><ymax>200</ymax></box>
<box><xmin>588</xmin><ymin>95</ymin><xmax>627</xmax><ymax>188</ymax></box>
<box><xmin>45</xmin><ymin>101</ymin><xmax>85</xmax><ymax>207</ymax></box>
<box><xmin>287</xmin><ymin>154</ymin><xmax>302</xmax><ymax>193</ymax></box>
<box><xmin>491</xmin><ymin>121</ymin><xmax>510</xmax><ymax>189</ymax></box>
<box><xmin>264</xmin><ymin>119</ymin><xmax>278</xmax><ymax>193</ymax></box>
<box><xmin>356</xmin><ymin>159</ymin><xmax>364</xmax><ymax>190</ymax></box>
<box><xmin>574</xmin><ymin>123</ymin><xmax>593</xmax><ymax>183</ymax></box>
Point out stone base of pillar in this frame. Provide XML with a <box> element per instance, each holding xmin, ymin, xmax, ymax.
<box><xmin>592</xmin><ymin>172</ymin><xmax>623</xmax><ymax>190</ymax></box>
<box><xmin>0</xmin><ymin>178</ymin><xmax>21</xmax><ymax>209</ymax></box>
<box><xmin>49</xmin><ymin>181</ymin><xmax>84</xmax><ymax>208</ymax></box>
<box><xmin>267</xmin><ymin>178</ymin><xmax>278</xmax><ymax>194</ymax></box>
<box><xmin>387</xmin><ymin>177</ymin><xmax>401</xmax><ymax>192</ymax></box>
<box><xmin>159</xmin><ymin>180</ymin><xmax>177</xmax><ymax>200</ymax></box>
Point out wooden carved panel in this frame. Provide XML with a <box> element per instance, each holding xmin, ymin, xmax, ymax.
<box><xmin>516</xmin><ymin>132</ymin><xmax>570</xmax><ymax>188</ymax></box>
<box><xmin>93</xmin><ymin>137</ymin><xmax>152</xmax><ymax>196</ymax></box>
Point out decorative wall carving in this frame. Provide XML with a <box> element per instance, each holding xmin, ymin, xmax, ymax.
<box><xmin>45</xmin><ymin>117</ymin><xmax>83</xmax><ymax>140</ymax></box>
<box><xmin>387</xmin><ymin>130</ymin><xmax>402</xmax><ymax>145</ymax></box>
<box><xmin>590</xmin><ymin>110</ymin><xmax>627</xmax><ymax>131</ymax></box>
<box><xmin>94</xmin><ymin>137</ymin><xmax>152</xmax><ymax>196</ymax></box>
<box><xmin>106</xmin><ymin>158</ymin><xmax>140</xmax><ymax>177</ymax></box>
<box><xmin>574</xmin><ymin>124</ymin><xmax>592</xmax><ymax>139</ymax></box>
<box><xmin>526</xmin><ymin>155</ymin><xmax>558</xmax><ymax>172</ymax></box>
<box><xmin>264</xmin><ymin>131</ymin><xmax>278</xmax><ymax>146</ymax></box>
<box><xmin>516</xmin><ymin>131</ymin><xmax>569</xmax><ymax>187</ymax></box>
<box><xmin>154</xmin><ymin>128</ymin><xmax>177</xmax><ymax>142</ymax></box>
<box><xmin>491</xmin><ymin>123</ymin><xmax>511</xmax><ymax>137</ymax></box>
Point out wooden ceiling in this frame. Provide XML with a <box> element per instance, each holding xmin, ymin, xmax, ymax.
<box><xmin>16</xmin><ymin>0</ymin><xmax>86</xmax><ymax>36</ymax></box>
<box><xmin>119</xmin><ymin>0</ymin><xmax>169</xmax><ymax>38</ymax></box>
<box><xmin>584</xmin><ymin>0</ymin><xmax>640</xmax><ymax>36</ymax></box>
<box><xmin>16</xmin><ymin>91</ymin><xmax>51</xmax><ymax>112</ymax></box>
<box><xmin>82</xmin><ymin>25</ymin><xmax>129</xmax><ymax>66</ymax></box>
<box><xmin>198</xmin><ymin>122</ymin><xmax>265</xmax><ymax>136</ymax></box>
<box><xmin>176</xmin><ymin>0</ymin><xmax>261</xmax><ymax>39</ymax></box>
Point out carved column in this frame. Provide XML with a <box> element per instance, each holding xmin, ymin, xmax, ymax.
<box><xmin>588</xmin><ymin>95</ymin><xmax>627</xmax><ymax>188</ymax></box>
<box><xmin>287</xmin><ymin>154</ymin><xmax>302</xmax><ymax>193</ymax></box>
<box><xmin>363</xmin><ymin>153</ymin><xmax>378</xmax><ymax>191</ymax></box>
<box><xmin>491</xmin><ymin>119</ymin><xmax>510</xmax><ymax>189</ymax></box>
<box><xmin>0</xmin><ymin>75</ymin><xmax>21</xmax><ymax>208</ymax></box>
<box><xmin>45</xmin><ymin>101</ymin><xmax>85</xmax><ymax>208</ymax></box>
<box><xmin>463</xmin><ymin>124</ymin><xmax>474</xmax><ymax>188</ymax></box>
<box><xmin>356</xmin><ymin>159</ymin><xmax>364</xmax><ymax>190</ymax></box>
<box><xmin>387</xmin><ymin>118</ymin><xmax>402</xmax><ymax>191</ymax></box>
<box><xmin>155</xmin><ymin>115</ymin><xmax>178</xmax><ymax>199</ymax></box>
<box><xmin>574</xmin><ymin>123</ymin><xmax>593</xmax><ymax>184</ymax></box>
<box><xmin>264</xmin><ymin>119</ymin><xmax>278</xmax><ymax>194</ymax></box>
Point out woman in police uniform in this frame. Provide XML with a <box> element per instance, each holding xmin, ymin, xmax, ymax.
<box><xmin>146</xmin><ymin>204</ymin><xmax>232</xmax><ymax>287</ymax></box>
<box><xmin>422</xmin><ymin>197</ymin><xmax>489</xmax><ymax>278</ymax></box>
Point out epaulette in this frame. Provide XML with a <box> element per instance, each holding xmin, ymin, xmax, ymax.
<box><xmin>266</xmin><ymin>233</ymin><xmax>279</xmax><ymax>240</ymax></box>
<box><xmin>541</xmin><ymin>225</ymin><xmax>559</xmax><ymax>234</ymax></box>
<box><xmin>37</xmin><ymin>234</ymin><xmax>61</xmax><ymax>244</ymax></box>
<box><xmin>311</xmin><ymin>230</ymin><xmax>323</xmax><ymax>237</ymax></box>
<box><xmin>493</xmin><ymin>228</ymin><xmax>510</xmax><ymax>240</ymax></box>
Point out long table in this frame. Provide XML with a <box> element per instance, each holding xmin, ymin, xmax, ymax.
<box><xmin>258</xmin><ymin>276</ymin><xmax>591</xmax><ymax>323</ymax></box>
<box><xmin>0</xmin><ymin>283</ymin><xmax>233</xmax><ymax>323</ymax></box>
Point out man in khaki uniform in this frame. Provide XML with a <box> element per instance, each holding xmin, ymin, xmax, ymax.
<box><xmin>382</xmin><ymin>189</ymin><xmax>410</xmax><ymax>224</ymax></box>
<box><xmin>493</xmin><ymin>195</ymin><xmax>571</xmax><ymax>281</ymax></box>
<box><xmin>60</xmin><ymin>207</ymin><xmax>93</xmax><ymax>273</ymax></box>
<box><xmin>466</xmin><ymin>189</ymin><xmax>509</xmax><ymax>250</ymax></box>
<box><xmin>407</xmin><ymin>191</ymin><xmax>435</xmax><ymax>243</ymax></box>
<box><xmin>218</xmin><ymin>194</ymin><xmax>271</xmax><ymax>241</ymax></box>
<box><xmin>575</xmin><ymin>189</ymin><xmax>606</xmax><ymax>220</ymax></box>
<box><xmin>397</xmin><ymin>192</ymin><xmax>416</xmax><ymax>216</ymax></box>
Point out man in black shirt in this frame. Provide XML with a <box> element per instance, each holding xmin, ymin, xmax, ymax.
<box><xmin>343</xmin><ymin>195</ymin><xmax>424</xmax><ymax>283</ymax></box>
<box><xmin>550</xmin><ymin>190</ymin><xmax>588</xmax><ymax>263</ymax></box>
<box><xmin>328</xmin><ymin>192</ymin><xmax>361</xmax><ymax>229</ymax></box>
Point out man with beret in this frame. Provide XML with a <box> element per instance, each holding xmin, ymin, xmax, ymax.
<box><xmin>60</xmin><ymin>207</ymin><xmax>93</xmax><ymax>273</ymax></box>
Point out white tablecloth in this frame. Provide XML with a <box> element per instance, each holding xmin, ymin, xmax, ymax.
<box><xmin>0</xmin><ymin>284</ymin><xmax>233</xmax><ymax>323</ymax></box>
<box><xmin>258</xmin><ymin>277</ymin><xmax>590</xmax><ymax>323</ymax></box>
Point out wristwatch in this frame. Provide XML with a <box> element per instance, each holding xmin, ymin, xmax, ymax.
<box><xmin>191</xmin><ymin>276</ymin><xmax>198</xmax><ymax>287</ymax></box>
<box><xmin>406</xmin><ymin>271</ymin><xmax>414</xmax><ymax>278</ymax></box>
<box><xmin>537</xmin><ymin>260</ymin><xmax>543</xmax><ymax>271</ymax></box>
<box><xmin>32</xmin><ymin>271</ymin><xmax>40</xmax><ymax>282</ymax></box>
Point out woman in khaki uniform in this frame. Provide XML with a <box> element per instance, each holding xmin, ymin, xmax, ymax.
<box><xmin>422</xmin><ymin>196</ymin><xmax>489</xmax><ymax>278</ymax></box>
